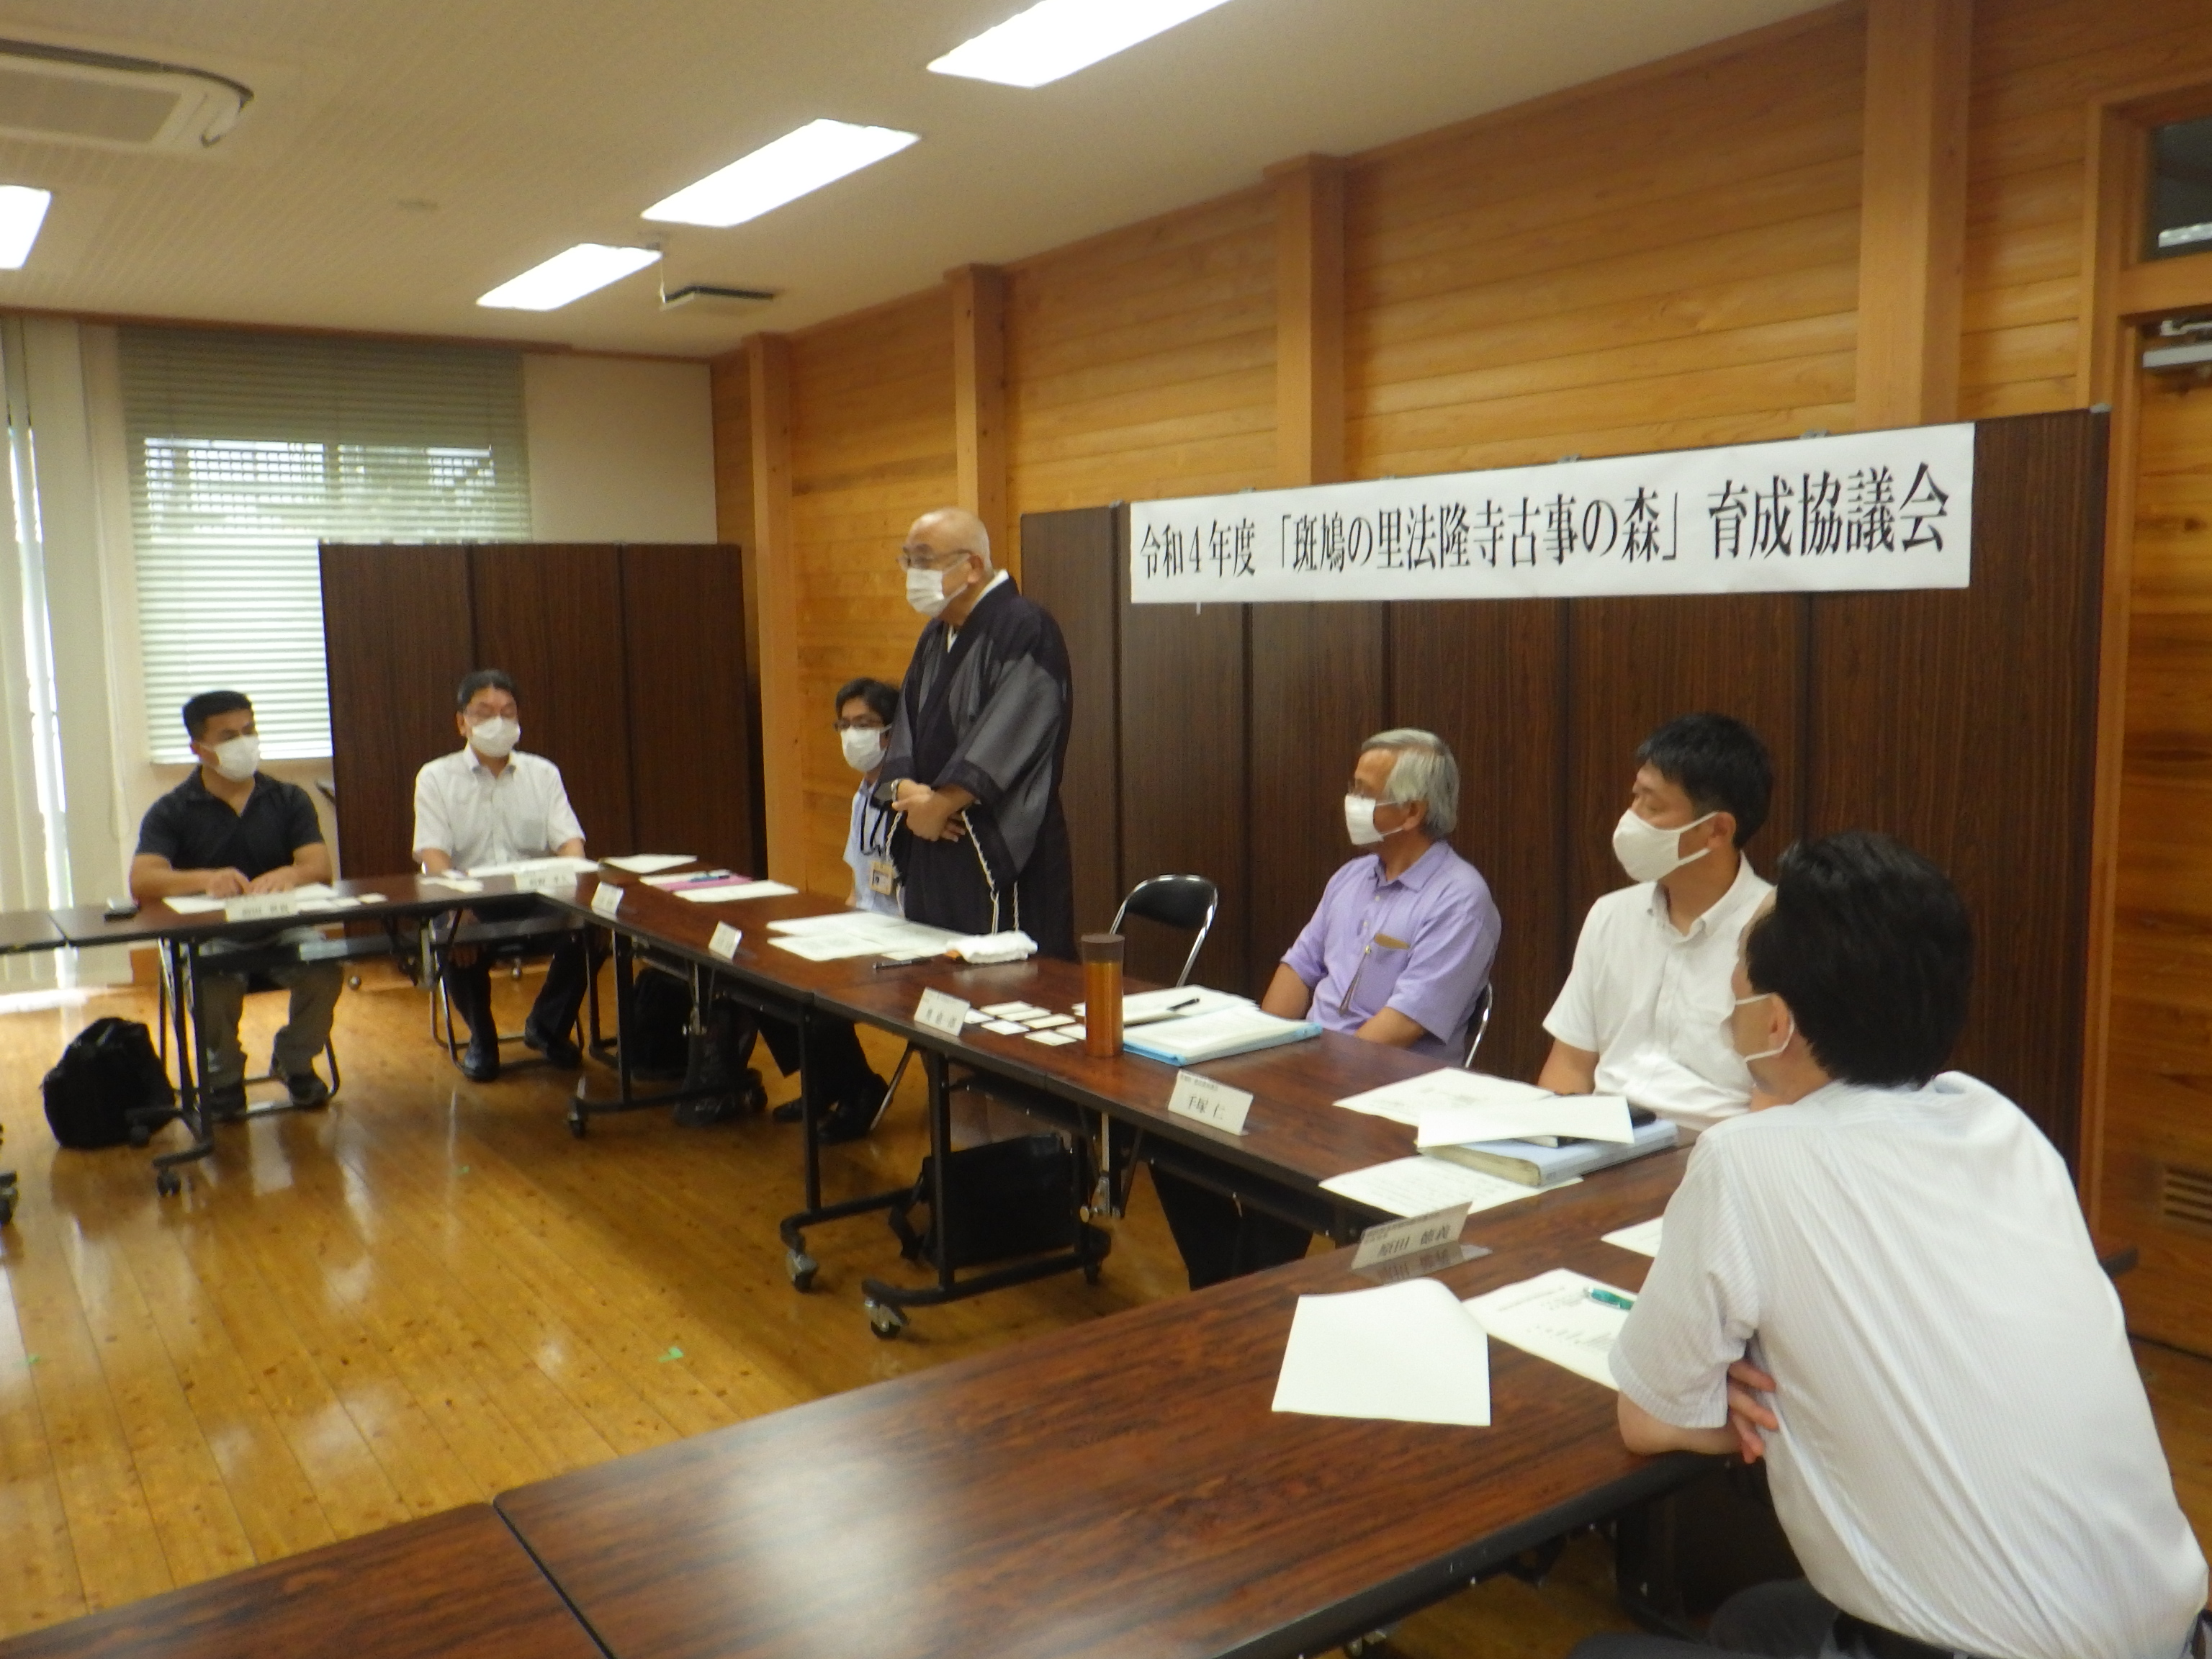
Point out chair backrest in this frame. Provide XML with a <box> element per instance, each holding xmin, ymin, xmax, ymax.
<box><xmin>1461</xmin><ymin>982</ymin><xmax>1494</xmax><ymax>1069</ymax></box>
<box><xmin>1110</xmin><ymin>874</ymin><xmax>1220</xmax><ymax>988</ymax></box>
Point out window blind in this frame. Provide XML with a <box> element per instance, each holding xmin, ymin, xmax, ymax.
<box><xmin>118</xmin><ymin>328</ymin><xmax>530</xmax><ymax>763</ymax></box>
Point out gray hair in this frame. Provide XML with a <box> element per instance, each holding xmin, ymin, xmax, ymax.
<box><xmin>1362</xmin><ymin>728</ymin><xmax>1458</xmax><ymax>837</ymax></box>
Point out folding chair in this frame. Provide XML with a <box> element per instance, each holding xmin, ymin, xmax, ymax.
<box><xmin>421</xmin><ymin>909</ymin><xmax>593</xmax><ymax>1071</ymax></box>
<box><xmin>1462</xmin><ymin>981</ymin><xmax>1494</xmax><ymax>1068</ymax></box>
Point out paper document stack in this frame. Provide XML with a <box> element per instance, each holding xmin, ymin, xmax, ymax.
<box><xmin>1123</xmin><ymin>1004</ymin><xmax>1321</xmax><ymax>1065</ymax></box>
<box><xmin>1318</xmin><ymin>1156</ymin><xmax>1572</xmax><ymax>1219</ymax></box>
<box><xmin>764</xmin><ymin>914</ymin><xmax>961</xmax><ymax>961</ymax></box>
<box><xmin>1074</xmin><ymin>986</ymin><xmax>1254</xmax><ymax>1026</ymax></box>
<box><xmin>1335</xmin><ymin>1068</ymin><xmax>1557</xmax><ymax>1128</ymax></box>
<box><xmin>1271</xmin><ymin>1278</ymin><xmax>1491</xmax><ymax>1426</ymax></box>
<box><xmin>1464</xmin><ymin>1267</ymin><xmax>1637</xmax><ymax>1389</ymax></box>
<box><xmin>1421</xmin><ymin>1114</ymin><xmax>1678</xmax><ymax>1187</ymax></box>
<box><xmin>600</xmin><ymin>853</ymin><xmax>695</xmax><ymax>874</ymax></box>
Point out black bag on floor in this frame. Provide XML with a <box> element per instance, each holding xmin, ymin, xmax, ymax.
<box><xmin>625</xmin><ymin>967</ymin><xmax>694</xmax><ymax>1081</ymax></box>
<box><xmin>673</xmin><ymin>993</ymin><xmax>766</xmax><ymax>1127</ymax></box>
<box><xmin>43</xmin><ymin>1018</ymin><xmax>174</xmax><ymax>1150</ymax></box>
<box><xmin>889</xmin><ymin>1133</ymin><xmax>1085</xmax><ymax>1269</ymax></box>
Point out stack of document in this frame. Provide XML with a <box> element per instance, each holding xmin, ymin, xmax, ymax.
<box><xmin>1272</xmin><ymin>1278</ymin><xmax>1491</xmax><ymax>1426</ymax></box>
<box><xmin>1123</xmin><ymin>1004</ymin><xmax>1320</xmax><ymax>1065</ymax></box>
<box><xmin>600</xmin><ymin>853</ymin><xmax>696</xmax><ymax>874</ymax></box>
<box><xmin>1339</xmin><ymin>1068</ymin><xmax>1678</xmax><ymax>1187</ymax></box>
<box><xmin>764</xmin><ymin>913</ymin><xmax>961</xmax><ymax>961</ymax></box>
<box><xmin>1074</xmin><ymin>986</ymin><xmax>1254</xmax><ymax>1026</ymax></box>
<box><xmin>1336</xmin><ymin>1067</ymin><xmax>1557</xmax><ymax>1127</ymax></box>
<box><xmin>1318</xmin><ymin>1156</ymin><xmax>1573</xmax><ymax>1219</ymax></box>
<box><xmin>1421</xmin><ymin>1115</ymin><xmax>1678</xmax><ymax>1187</ymax></box>
<box><xmin>465</xmin><ymin>855</ymin><xmax>601</xmax><ymax>879</ymax></box>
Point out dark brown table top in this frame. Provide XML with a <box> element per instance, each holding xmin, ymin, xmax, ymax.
<box><xmin>498</xmin><ymin>1151</ymin><xmax>1696</xmax><ymax>1659</ymax></box>
<box><xmin>47</xmin><ymin>873</ymin><xmax>565</xmax><ymax>947</ymax></box>
<box><xmin>0</xmin><ymin>909</ymin><xmax>63</xmax><ymax>954</ymax></box>
<box><xmin>819</xmin><ymin>955</ymin><xmax>1439</xmax><ymax>1196</ymax></box>
<box><xmin>0</xmin><ymin>1504</ymin><xmax>603</xmax><ymax>1659</ymax></box>
<box><xmin>556</xmin><ymin>869</ymin><xmax>867</xmax><ymax>1000</ymax></box>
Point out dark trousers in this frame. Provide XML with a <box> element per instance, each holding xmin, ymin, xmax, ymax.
<box><xmin>758</xmin><ymin>1015</ymin><xmax>884</xmax><ymax>1113</ymax></box>
<box><xmin>1149</xmin><ymin>1166</ymin><xmax>1312</xmax><ymax>1290</ymax></box>
<box><xmin>445</xmin><ymin>934</ymin><xmax>592</xmax><ymax>1046</ymax></box>
<box><xmin>1570</xmin><ymin>1581</ymin><xmax>1853</xmax><ymax>1658</ymax></box>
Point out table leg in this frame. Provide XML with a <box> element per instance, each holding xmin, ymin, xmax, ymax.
<box><xmin>150</xmin><ymin>938</ymin><xmax>215</xmax><ymax>1195</ymax></box>
<box><xmin>775</xmin><ymin>1004</ymin><xmax>909</xmax><ymax>1292</ymax></box>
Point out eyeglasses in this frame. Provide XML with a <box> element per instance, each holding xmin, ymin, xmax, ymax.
<box><xmin>835</xmin><ymin>717</ymin><xmax>886</xmax><ymax>732</ymax></box>
<box><xmin>896</xmin><ymin>547</ymin><xmax>974</xmax><ymax>571</ymax></box>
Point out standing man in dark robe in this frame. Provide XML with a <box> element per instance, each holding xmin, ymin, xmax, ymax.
<box><xmin>877</xmin><ymin>506</ymin><xmax>1077</xmax><ymax>961</ymax></box>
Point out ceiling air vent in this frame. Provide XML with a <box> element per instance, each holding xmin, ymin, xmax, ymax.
<box><xmin>0</xmin><ymin>39</ymin><xmax>251</xmax><ymax>152</ymax></box>
<box><xmin>2161</xmin><ymin>1163</ymin><xmax>2212</xmax><ymax>1232</ymax></box>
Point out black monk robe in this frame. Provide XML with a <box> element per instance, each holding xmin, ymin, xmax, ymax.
<box><xmin>877</xmin><ymin>575</ymin><xmax>1076</xmax><ymax>960</ymax></box>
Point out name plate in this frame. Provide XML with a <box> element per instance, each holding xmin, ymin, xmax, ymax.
<box><xmin>590</xmin><ymin>882</ymin><xmax>624</xmax><ymax>920</ymax></box>
<box><xmin>1351</xmin><ymin>1202</ymin><xmax>1472</xmax><ymax>1270</ymax></box>
<box><xmin>1167</xmin><ymin>1070</ymin><xmax>1253</xmax><ymax>1136</ymax></box>
<box><xmin>708</xmin><ymin>922</ymin><xmax>742</xmax><ymax>961</ymax></box>
<box><xmin>222</xmin><ymin>893</ymin><xmax>298</xmax><ymax>923</ymax></box>
<box><xmin>515</xmin><ymin>868</ymin><xmax>577</xmax><ymax>896</ymax></box>
<box><xmin>914</xmin><ymin>988</ymin><xmax>970</xmax><ymax>1039</ymax></box>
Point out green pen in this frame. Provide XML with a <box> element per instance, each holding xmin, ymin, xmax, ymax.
<box><xmin>1586</xmin><ymin>1287</ymin><xmax>1636</xmax><ymax>1312</ymax></box>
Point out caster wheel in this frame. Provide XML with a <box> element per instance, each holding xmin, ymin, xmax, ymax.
<box><xmin>786</xmin><ymin>1249</ymin><xmax>819</xmax><ymax>1292</ymax></box>
<box><xmin>863</xmin><ymin>1298</ymin><xmax>907</xmax><ymax>1340</ymax></box>
<box><xmin>567</xmin><ymin>1112</ymin><xmax>588</xmax><ymax>1139</ymax></box>
<box><xmin>156</xmin><ymin>1169</ymin><xmax>181</xmax><ymax>1197</ymax></box>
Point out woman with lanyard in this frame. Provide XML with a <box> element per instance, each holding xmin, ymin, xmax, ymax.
<box><xmin>837</xmin><ymin>677</ymin><xmax>903</xmax><ymax>915</ymax></box>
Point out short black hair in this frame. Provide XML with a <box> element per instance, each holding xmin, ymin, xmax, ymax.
<box><xmin>1743</xmin><ymin>832</ymin><xmax>1973</xmax><ymax>1088</ymax></box>
<box><xmin>181</xmin><ymin>691</ymin><xmax>252</xmax><ymax>741</ymax></box>
<box><xmin>456</xmin><ymin>669</ymin><xmax>518</xmax><ymax>712</ymax></box>
<box><xmin>1636</xmin><ymin>713</ymin><xmax>1773</xmax><ymax>846</ymax></box>
<box><xmin>834</xmin><ymin>676</ymin><xmax>899</xmax><ymax>725</ymax></box>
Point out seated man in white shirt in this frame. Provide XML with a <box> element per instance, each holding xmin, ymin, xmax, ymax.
<box><xmin>1583</xmin><ymin>832</ymin><xmax>2208</xmax><ymax>1659</ymax></box>
<box><xmin>413</xmin><ymin>670</ymin><xmax>591</xmax><ymax>1082</ymax></box>
<box><xmin>1539</xmin><ymin>714</ymin><xmax>1775</xmax><ymax>1129</ymax></box>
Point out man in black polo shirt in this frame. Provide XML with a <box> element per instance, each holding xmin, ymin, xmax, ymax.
<box><xmin>130</xmin><ymin>691</ymin><xmax>343</xmax><ymax>1115</ymax></box>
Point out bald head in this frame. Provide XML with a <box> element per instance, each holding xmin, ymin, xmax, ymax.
<box><xmin>905</xmin><ymin>508</ymin><xmax>992</xmax><ymax>570</ymax></box>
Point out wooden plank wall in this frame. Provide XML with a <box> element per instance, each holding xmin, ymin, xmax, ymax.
<box><xmin>785</xmin><ymin>291</ymin><xmax>958</xmax><ymax>901</ymax></box>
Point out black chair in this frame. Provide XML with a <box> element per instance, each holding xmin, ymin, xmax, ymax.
<box><xmin>155</xmin><ymin>949</ymin><xmax>343</xmax><ymax>1105</ymax></box>
<box><xmin>1461</xmin><ymin>981</ymin><xmax>1494</xmax><ymax>1068</ymax></box>
<box><xmin>1110</xmin><ymin>874</ymin><xmax>1219</xmax><ymax>987</ymax></box>
<box><xmin>421</xmin><ymin>912</ymin><xmax>592</xmax><ymax>1071</ymax></box>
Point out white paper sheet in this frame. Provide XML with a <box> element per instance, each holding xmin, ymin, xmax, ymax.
<box><xmin>983</xmin><ymin>1020</ymin><xmax>1028</xmax><ymax>1035</ymax></box>
<box><xmin>163</xmin><ymin>895</ymin><xmax>228</xmax><ymax>914</ymax></box>
<box><xmin>644</xmin><ymin>868</ymin><xmax>728</xmax><ymax>888</ymax></box>
<box><xmin>419</xmin><ymin>876</ymin><xmax>485</xmax><ymax>894</ymax></box>
<box><xmin>1318</xmin><ymin>1156</ymin><xmax>1575</xmax><ymax>1219</ymax></box>
<box><xmin>981</xmin><ymin>1001</ymin><xmax>1048</xmax><ymax>1017</ymax></box>
<box><xmin>465</xmin><ymin>855</ymin><xmax>599</xmax><ymax>878</ymax></box>
<box><xmin>1464</xmin><ymin>1267</ymin><xmax>1635</xmax><ymax>1389</ymax></box>
<box><xmin>1026</xmin><ymin>1030</ymin><xmax>1078</xmax><ymax>1047</ymax></box>
<box><xmin>601</xmin><ymin>853</ymin><xmax>696</xmax><ymax>874</ymax></box>
<box><xmin>1271</xmin><ymin>1278</ymin><xmax>1491</xmax><ymax>1426</ymax></box>
<box><xmin>1072</xmin><ymin>986</ymin><xmax>1253</xmax><ymax>1025</ymax></box>
<box><xmin>678</xmin><ymin>880</ymin><xmax>799</xmax><ymax>903</ymax></box>
<box><xmin>1416</xmin><ymin>1094</ymin><xmax>1635</xmax><ymax>1148</ymax></box>
<box><xmin>765</xmin><ymin>917</ymin><xmax>957</xmax><ymax>959</ymax></box>
<box><xmin>1602</xmin><ymin>1218</ymin><xmax>1665</xmax><ymax>1257</ymax></box>
<box><xmin>1335</xmin><ymin>1068</ymin><xmax>1557</xmax><ymax>1127</ymax></box>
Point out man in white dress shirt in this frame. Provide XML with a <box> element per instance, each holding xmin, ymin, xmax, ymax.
<box><xmin>1539</xmin><ymin>714</ymin><xmax>1776</xmax><ymax>1129</ymax></box>
<box><xmin>413</xmin><ymin>669</ymin><xmax>590</xmax><ymax>1082</ymax></box>
<box><xmin>1581</xmin><ymin>832</ymin><xmax>2208</xmax><ymax>1659</ymax></box>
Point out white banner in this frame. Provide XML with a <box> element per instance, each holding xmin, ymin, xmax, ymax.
<box><xmin>1129</xmin><ymin>423</ymin><xmax>1974</xmax><ymax>604</ymax></box>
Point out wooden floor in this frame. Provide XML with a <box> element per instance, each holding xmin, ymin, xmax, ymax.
<box><xmin>0</xmin><ymin>965</ymin><xmax>2205</xmax><ymax>1650</ymax></box>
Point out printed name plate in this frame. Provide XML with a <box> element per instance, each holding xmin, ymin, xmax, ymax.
<box><xmin>1351</xmin><ymin>1202</ymin><xmax>1473</xmax><ymax>1270</ymax></box>
<box><xmin>708</xmin><ymin>922</ymin><xmax>742</xmax><ymax>960</ymax></box>
<box><xmin>914</xmin><ymin>988</ymin><xmax>971</xmax><ymax>1039</ymax></box>
<box><xmin>222</xmin><ymin>893</ymin><xmax>300</xmax><ymax>922</ymax></box>
<box><xmin>590</xmin><ymin>882</ymin><xmax>624</xmax><ymax>919</ymax></box>
<box><xmin>1167</xmin><ymin>1071</ymin><xmax>1253</xmax><ymax>1136</ymax></box>
<box><xmin>516</xmin><ymin>868</ymin><xmax>577</xmax><ymax>895</ymax></box>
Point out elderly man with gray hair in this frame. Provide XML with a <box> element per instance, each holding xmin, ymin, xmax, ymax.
<box><xmin>1151</xmin><ymin>728</ymin><xmax>1503</xmax><ymax>1287</ymax></box>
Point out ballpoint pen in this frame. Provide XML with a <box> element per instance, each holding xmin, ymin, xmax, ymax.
<box><xmin>1586</xmin><ymin>1286</ymin><xmax>1636</xmax><ymax>1312</ymax></box>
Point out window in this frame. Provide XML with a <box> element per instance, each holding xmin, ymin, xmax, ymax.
<box><xmin>2148</xmin><ymin>113</ymin><xmax>2212</xmax><ymax>260</ymax></box>
<box><xmin>119</xmin><ymin>328</ymin><xmax>530</xmax><ymax>762</ymax></box>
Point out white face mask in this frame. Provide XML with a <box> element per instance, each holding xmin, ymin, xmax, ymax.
<box><xmin>207</xmin><ymin>734</ymin><xmax>260</xmax><ymax>782</ymax></box>
<box><xmin>905</xmin><ymin>559</ymin><xmax>973</xmax><ymax>618</ymax></box>
<box><xmin>1612</xmin><ymin>806</ymin><xmax>1716</xmax><ymax>884</ymax></box>
<box><xmin>1344</xmin><ymin>794</ymin><xmax>1386</xmax><ymax>847</ymax></box>
<box><xmin>841</xmin><ymin>725</ymin><xmax>886</xmax><ymax>772</ymax></box>
<box><xmin>1727</xmin><ymin>991</ymin><xmax>1796</xmax><ymax>1064</ymax></box>
<box><xmin>469</xmin><ymin>716</ymin><xmax>520</xmax><ymax>759</ymax></box>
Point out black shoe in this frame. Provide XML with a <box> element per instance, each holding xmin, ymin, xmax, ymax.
<box><xmin>460</xmin><ymin>1035</ymin><xmax>500</xmax><ymax>1082</ymax></box>
<box><xmin>203</xmin><ymin>1082</ymin><xmax>248</xmax><ymax>1122</ymax></box>
<box><xmin>770</xmin><ymin>1099</ymin><xmax>804</xmax><ymax>1123</ymax></box>
<box><xmin>523</xmin><ymin>1023</ymin><xmax>583</xmax><ymax>1069</ymax></box>
<box><xmin>284</xmin><ymin>1069</ymin><xmax>331</xmax><ymax>1110</ymax></box>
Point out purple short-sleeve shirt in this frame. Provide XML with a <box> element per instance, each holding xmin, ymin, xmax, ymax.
<box><xmin>1280</xmin><ymin>840</ymin><xmax>1501</xmax><ymax>1061</ymax></box>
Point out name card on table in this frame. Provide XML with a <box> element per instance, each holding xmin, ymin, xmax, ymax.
<box><xmin>708</xmin><ymin>922</ymin><xmax>742</xmax><ymax>961</ymax></box>
<box><xmin>590</xmin><ymin>882</ymin><xmax>624</xmax><ymax>920</ymax></box>
<box><xmin>1168</xmin><ymin>1071</ymin><xmax>1253</xmax><ymax>1136</ymax></box>
<box><xmin>515</xmin><ymin>868</ymin><xmax>579</xmax><ymax>896</ymax></box>
<box><xmin>222</xmin><ymin>893</ymin><xmax>300</xmax><ymax>923</ymax></box>
<box><xmin>914</xmin><ymin>989</ymin><xmax>971</xmax><ymax>1039</ymax></box>
<box><xmin>1351</xmin><ymin>1202</ymin><xmax>1473</xmax><ymax>1271</ymax></box>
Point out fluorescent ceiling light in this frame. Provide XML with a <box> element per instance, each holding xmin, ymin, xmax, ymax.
<box><xmin>477</xmin><ymin>243</ymin><xmax>660</xmax><ymax>310</ymax></box>
<box><xmin>643</xmin><ymin>119</ymin><xmax>917</xmax><ymax>229</ymax></box>
<box><xmin>930</xmin><ymin>0</ymin><xmax>1241</xmax><ymax>88</ymax></box>
<box><xmin>0</xmin><ymin>186</ymin><xmax>50</xmax><ymax>269</ymax></box>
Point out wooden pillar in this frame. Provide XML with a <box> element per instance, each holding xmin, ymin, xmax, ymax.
<box><xmin>746</xmin><ymin>331</ymin><xmax>804</xmax><ymax>885</ymax></box>
<box><xmin>949</xmin><ymin>264</ymin><xmax>1010</xmax><ymax>572</ymax></box>
<box><xmin>1269</xmin><ymin>154</ymin><xmax>1346</xmax><ymax>485</ymax></box>
<box><xmin>1853</xmin><ymin>0</ymin><xmax>1972</xmax><ymax>429</ymax></box>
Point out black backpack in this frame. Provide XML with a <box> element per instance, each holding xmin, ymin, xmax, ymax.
<box><xmin>889</xmin><ymin>1132</ymin><xmax>1094</xmax><ymax>1269</ymax></box>
<box><xmin>43</xmin><ymin>1018</ymin><xmax>175</xmax><ymax>1150</ymax></box>
<box><xmin>625</xmin><ymin>968</ymin><xmax>695</xmax><ymax>1081</ymax></box>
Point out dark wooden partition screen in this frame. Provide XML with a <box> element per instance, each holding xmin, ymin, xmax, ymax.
<box><xmin>1021</xmin><ymin>410</ymin><xmax>2108</xmax><ymax>1165</ymax></box>
<box><xmin>320</xmin><ymin>542</ymin><xmax>760</xmax><ymax>886</ymax></box>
